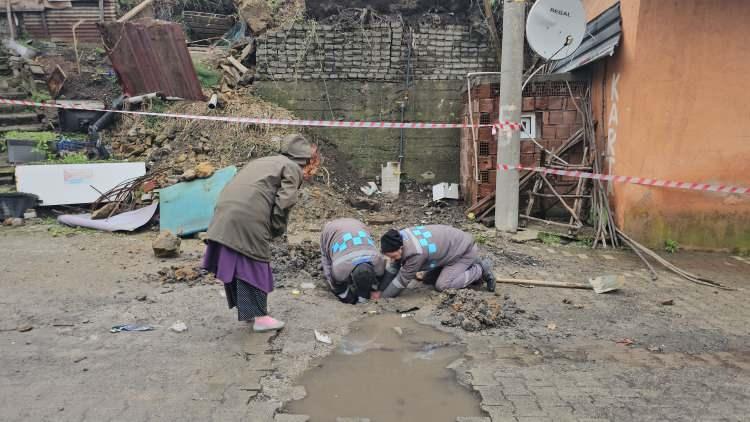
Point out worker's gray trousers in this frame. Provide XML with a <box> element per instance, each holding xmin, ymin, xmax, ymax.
<box><xmin>435</xmin><ymin>245</ymin><xmax>483</xmax><ymax>291</ymax></box>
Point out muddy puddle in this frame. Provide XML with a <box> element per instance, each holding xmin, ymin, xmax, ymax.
<box><xmin>284</xmin><ymin>313</ymin><xmax>483</xmax><ymax>421</ymax></box>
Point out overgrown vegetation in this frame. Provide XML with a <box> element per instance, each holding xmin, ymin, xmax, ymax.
<box><xmin>194</xmin><ymin>61</ymin><xmax>221</xmax><ymax>88</ymax></box>
<box><xmin>539</xmin><ymin>232</ymin><xmax>562</xmax><ymax>246</ymax></box>
<box><xmin>664</xmin><ymin>239</ymin><xmax>680</xmax><ymax>254</ymax></box>
<box><xmin>3</xmin><ymin>131</ymin><xmax>57</xmax><ymax>142</ymax></box>
<box><xmin>30</xmin><ymin>90</ymin><xmax>52</xmax><ymax>103</ymax></box>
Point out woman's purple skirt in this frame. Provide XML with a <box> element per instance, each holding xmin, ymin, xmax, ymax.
<box><xmin>201</xmin><ymin>241</ymin><xmax>274</xmax><ymax>293</ymax></box>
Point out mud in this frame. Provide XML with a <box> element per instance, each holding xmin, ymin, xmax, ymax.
<box><xmin>283</xmin><ymin>313</ymin><xmax>482</xmax><ymax>421</ymax></box>
<box><xmin>438</xmin><ymin>289</ymin><xmax>523</xmax><ymax>332</ymax></box>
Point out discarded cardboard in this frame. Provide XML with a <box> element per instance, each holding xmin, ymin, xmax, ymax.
<box><xmin>15</xmin><ymin>162</ymin><xmax>146</xmax><ymax>206</ymax></box>
<box><xmin>159</xmin><ymin>166</ymin><xmax>237</xmax><ymax>236</ymax></box>
<box><xmin>432</xmin><ymin>183</ymin><xmax>459</xmax><ymax>201</ymax></box>
<box><xmin>58</xmin><ymin>202</ymin><xmax>158</xmax><ymax>232</ymax></box>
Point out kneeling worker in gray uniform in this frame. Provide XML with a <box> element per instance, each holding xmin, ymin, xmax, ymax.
<box><xmin>320</xmin><ymin>218</ymin><xmax>385</xmax><ymax>304</ymax></box>
<box><xmin>379</xmin><ymin>225</ymin><xmax>495</xmax><ymax>298</ymax></box>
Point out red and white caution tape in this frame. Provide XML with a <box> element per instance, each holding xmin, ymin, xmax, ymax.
<box><xmin>499</xmin><ymin>164</ymin><xmax>750</xmax><ymax>195</ymax></box>
<box><xmin>0</xmin><ymin>98</ymin><xmax>523</xmax><ymax>131</ymax></box>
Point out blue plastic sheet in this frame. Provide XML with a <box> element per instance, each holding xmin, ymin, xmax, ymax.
<box><xmin>159</xmin><ymin>166</ymin><xmax>237</xmax><ymax>237</ymax></box>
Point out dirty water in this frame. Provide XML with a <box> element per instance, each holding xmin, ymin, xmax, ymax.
<box><xmin>285</xmin><ymin>313</ymin><xmax>483</xmax><ymax>421</ymax></box>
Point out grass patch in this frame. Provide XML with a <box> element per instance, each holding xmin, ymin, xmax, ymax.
<box><xmin>539</xmin><ymin>232</ymin><xmax>562</xmax><ymax>246</ymax></box>
<box><xmin>664</xmin><ymin>239</ymin><xmax>679</xmax><ymax>254</ymax></box>
<box><xmin>3</xmin><ymin>131</ymin><xmax>57</xmax><ymax>142</ymax></box>
<box><xmin>194</xmin><ymin>61</ymin><xmax>221</xmax><ymax>88</ymax></box>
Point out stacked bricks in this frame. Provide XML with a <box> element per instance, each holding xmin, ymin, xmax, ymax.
<box><xmin>256</xmin><ymin>22</ymin><xmax>497</xmax><ymax>82</ymax></box>
<box><xmin>461</xmin><ymin>85</ymin><xmax>585</xmax><ymax>205</ymax></box>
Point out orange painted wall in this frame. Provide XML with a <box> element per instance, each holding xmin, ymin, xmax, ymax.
<box><xmin>583</xmin><ymin>0</ymin><xmax>750</xmax><ymax>251</ymax></box>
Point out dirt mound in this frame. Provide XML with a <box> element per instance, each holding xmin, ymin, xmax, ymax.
<box><xmin>145</xmin><ymin>264</ymin><xmax>214</xmax><ymax>285</ymax></box>
<box><xmin>439</xmin><ymin>289</ymin><xmax>523</xmax><ymax>332</ymax></box>
<box><xmin>270</xmin><ymin>240</ymin><xmax>322</xmax><ymax>283</ymax></box>
<box><xmin>109</xmin><ymin>89</ymin><xmax>298</xmax><ymax>172</ymax></box>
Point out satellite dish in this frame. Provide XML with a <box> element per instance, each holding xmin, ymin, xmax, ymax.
<box><xmin>526</xmin><ymin>0</ymin><xmax>586</xmax><ymax>61</ymax></box>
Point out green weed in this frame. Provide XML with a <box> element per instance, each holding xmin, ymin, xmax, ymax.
<box><xmin>664</xmin><ymin>239</ymin><xmax>679</xmax><ymax>254</ymax></box>
<box><xmin>539</xmin><ymin>232</ymin><xmax>562</xmax><ymax>246</ymax></box>
<box><xmin>194</xmin><ymin>61</ymin><xmax>221</xmax><ymax>88</ymax></box>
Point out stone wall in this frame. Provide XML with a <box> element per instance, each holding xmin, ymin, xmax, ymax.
<box><xmin>255</xmin><ymin>21</ymin><xmax>498</xmax><ymax>182</ymax></box>
<box><xmin>255</xmin><ymin>80</ymin><xmax>465</xmax><ymax>182</ymax></box>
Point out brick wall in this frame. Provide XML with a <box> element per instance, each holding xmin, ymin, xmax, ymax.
<box><xmin>256</xmin><ymin>22</ymin><xmax>498</xmax><ymax>81</ymax></box>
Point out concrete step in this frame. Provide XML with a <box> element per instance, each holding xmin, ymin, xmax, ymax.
<box><xmin>0</xmin><ymin>124</ymin><xmax>46</xmax><ymax>133</ymax></box>
<box><xmin>0</xmin><ymin>112</ymin><xmax>43</xmax><ymax>125</ymax></box>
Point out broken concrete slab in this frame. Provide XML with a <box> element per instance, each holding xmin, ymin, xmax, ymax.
<box><xmin>510</xmin><ymin>229</ymin><xmax>540</xmax><ymax>243</ymax></box>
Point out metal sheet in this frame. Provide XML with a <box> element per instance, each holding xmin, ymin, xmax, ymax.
<box><xmin>99</xmin><ymin>20</ymin><xmax>206</xmax><ymax>100</ymax></box>
<box><xmin>20</xmin><ymin>1</ymin><xmax>117</xmax><ymax>43</ymax></box>
<box><xmin>550</xmin><ymin>2</ymin><xmax>622</xmax><ymax>74</ymax></box>
<box><xmin>15</xmin><ymin>162</ymin><xmax>146</xmax><ymax>205</ymax></box>
<box><xmin>159</xmin><ymin>166</ymin><xmax>237</xmax><ymax>237</ymax></box>
<box><xmin>58</xmin><ymin>202</ymin><xmax>158</xmax><ymax>232</ymax></box>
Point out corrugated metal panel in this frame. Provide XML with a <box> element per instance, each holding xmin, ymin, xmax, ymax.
<box><xmin>100</xmin><ymin>20</ymin><xmax>206</xmax><ymax>100</ymax></box>
<box><xmin>21</xmin><ymin>0</ymin><xmax>116</xmax><ymax>43</ymax></box>
<box><xmin>550</xmin><ymin>2</ymin><xmax>621</xmax><ymax>74</ymax></box>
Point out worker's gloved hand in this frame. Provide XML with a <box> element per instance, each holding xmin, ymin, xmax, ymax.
<box><xmin>371</xmin><ymin>291</ymin><xmax>381</xmax><ymax>300</ymax></box>
<box><xmin>415</xmin><ymin>271</ymin><xmax>426</xmax><ymax>281</ymax></box>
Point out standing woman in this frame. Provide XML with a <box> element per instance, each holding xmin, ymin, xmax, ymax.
<box><xmin>202</xmin><ymin>134</ymin><xmax>320</xmax><ymax>332</ymax></box>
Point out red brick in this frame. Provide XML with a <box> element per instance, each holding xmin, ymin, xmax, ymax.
<box><xmin>556</xmin><ymin>125</ymin><xmax>571</xmax><ymax>140</ymax></box>
<box><xmin>522</xmin><ymin>97</ymin><xmax>535</xmax><ymax>112</ymax></box>
<box><xmin>478</xmin><ymin>127</ymin><xmax>493</xmax><ymax>141</ymax></box>
<box><xmin>535</xmin><ymin>96</ymin><xmax>548</xmax><ymax>110</ymax></box>
<box><xmin>542</xmin><ymin>111</ymin><xmax>550</xmax><ymax>125</ymax></box>
<box><xmin>478</xmin><ymin>156</ymin><xmax>496</xmax><ymax>170</ymax></box>
<box><xmin>548</xmin><ymin>96</ymin><xmax>564</xmax><ymax>110</ymax></box>
<box><xmin>549</xmin><ymin>111</ymin><xmax>564</xmax><ymax>125</ymax></box>
<box><xmin>563</xmin><ymin>111</ymin><xmax>578</xmax><ymax>125</ymax></box>
<box><xmin>520</xmin><ymin>154</ymin><xmax>536</xmax><ymax>167</ymax></box>
<box><xmin>542</xmin><ymin>125</ymin><xmax>556</xmax><ymax>139</ymax></box>
<box><xmin>521</xmin><ymin>141</ymin><xmax>536</xmax><ymax>154</ymax></box>
<box><xmin>474</xmin><ymin>84</ymin><xmax>492</xmax><ymax>98</ymax></box>
<box><xmin>479</xmin><ymin>99</ymin><xmax>495</xmax><ymax>113</ymax></box>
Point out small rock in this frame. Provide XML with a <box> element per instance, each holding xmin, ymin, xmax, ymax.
<box><xmin>152</xmin><ymin>230</ymin><xmax>181</xmax><ymax>258</ymax></box>
<box><xmin>174</xmin><ymin>266</ymin><xmax>199</xmax><ymax>281</ymax></box>
<box><xmin>194</xmin><ymin>162</ymin><xmax>215</xmax><ymax>178</ymax></box>
<box><xmin>9</xmin><ymin>218</ymin><xmax>24</xmax><ymax>227</ymax></box>
<box><xmin>300</xmin><ymin>282</ymin><xmax>316</xmax><ymax>290</ymax></box>
<box><xmin>392</xmin><ymin>326</ymin><xmax>403</xmax><ymax>336</ymax></box>
<box><xmin>660</xmin><ymin>299</ymin><xmax>674</xmax><ymax>306</ymax></box>
<box><xmin>136</xmin><ymin>295</ymin><xmax>147</xmax><ymax>302</ymax></box>
<box><xmin>170</xmin><ymin>321</ymin><xmax>188</xmax><ymax>333</ymax></box>
<box><xmin>17</xmin><ymin>325</ymin><xmax>33</xmax><ymax>332</ymax></box>
<box><xmin>180</xmin><ymin>169</ymin><xmax>197</xmax><ymax>182</ymax></box>
<box><xmin>3</xmin><ymin>218</ymin><xmax>13</xmax><ymax>226</ymax></box>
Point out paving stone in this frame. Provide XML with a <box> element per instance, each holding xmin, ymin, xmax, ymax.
<box><xmin>507</xmin><ymin>396</ymin><xmax>547</xmax><ymax>417</ymax></box>
<box><xmin>480</xmin><ymin>405</ymin><xmax>517</xmax><ymax>422</ymax></box>
<box><xmin>275</xmin><ymin>414</ymin><xmax>310</xmax><ymax>422</ymax></box>
<box><xmin>475</xmin><ymin>386</ymin><xmax>512</xmax><ymax>406</ymax></box>
<box><xmin>470</xmin><ymin>367</ymin><xmax>501</xmax><ymax>386</ymax></box>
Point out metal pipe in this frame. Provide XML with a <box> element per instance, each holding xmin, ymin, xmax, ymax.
<box><xmin>208</xmin><ymin>93</ymin><xmax>219</xmax><ymax>110</ymax></box>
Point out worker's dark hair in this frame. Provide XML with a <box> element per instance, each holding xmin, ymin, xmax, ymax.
<box><xmin>380</xmin><ymin>229</ymin><xmax>403</xmax><ymax>253</ymax></box>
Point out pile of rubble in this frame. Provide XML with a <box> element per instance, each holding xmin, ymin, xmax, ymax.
<box><xmin>146</xmin><ymin>265</ymin><xmax>213</xmax><ymax>285</ymax></box>
<box><xmin>108</xmin><ymin>90</ymin><xmax>297</xmax><ymax>176</ymax></box>
<box><xmin>439</xmin><ymin>289</ymin><xmax>523</xmax><ymax>332</ymax></box>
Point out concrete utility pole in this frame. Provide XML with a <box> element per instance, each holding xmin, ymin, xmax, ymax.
<box><xmin>494</xmin><ymin>0</ymin><xmax>526</xmax><ymax>232</ymax></box>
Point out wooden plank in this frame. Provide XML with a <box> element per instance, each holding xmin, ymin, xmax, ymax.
<box><xmin>495</xmin><ymin>278</ymin><xmax>592</xmax><ymax>290</ymax></box>
<box><xmin>227</xmin><ymin>56</ymin><xmax>249</xmax><ymax>74</ymax></box>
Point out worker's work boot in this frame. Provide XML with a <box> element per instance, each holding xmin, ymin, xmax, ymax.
<box><xmin>479</xmin><ymin>258</ymin><xmax>496</xmax><ymax>292</ymax></box>
<box><xmin>253</xmin><ymin>316</ymin><xmax>285</xmax><ymax>332</ymax></box>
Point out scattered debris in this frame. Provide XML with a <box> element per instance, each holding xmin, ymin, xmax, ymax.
<box><xmin>392</xmin><ymin>326</ymin><xmax>403</xmax><ymax>336</ymax></box>
<box><xmin>432</xmin><ymin>183</ymin><xmax>459</xmax><ymax>201</ymax></box>
<box><xmin>3</xmin><ymin>217</ymin><xmax>24</xmax><ymax>227</ymax></box>
<box><xmin>73</xmin><ymin>356</ymin><xmax>88</xmax><ymax>363</ymax></box>
<box><xmin>647</xmin><ymin>345</ymin><xmax>665</xmax><ymax>353</ymax></box>
<box><xmin>23</xmin><ymin>209</ymin><xmax>37</xmax><ymax>219</ymax></box>
<box><xmin>110</xmin><ymin>324</ymin><xmax>154</xmax><ymax>333</ymax></box>
<box><xmin>170</xmin><ymin>321</ymin><xmax>188</xmax><ymax>333</ymax></box>
<box><xmin>194</xmin><ymin>162</ymin><xmax>216</xmax><ymax>179</ymax></box>
<box><xmin>439</xmin><ymin>289</ymin><xmax>522</xmax><ymax>332</ymax></box>
<box><xmin>562</xmin><ymin>298</ymin><xmax>572</xmax><ymax>304</ymax></box>
<box><xmin>300</xmin><ymin>282</ymin><xmax>316</xmax><ymax>290</ymax></box>
<box><xmin>510</xmin><ymin>229</ymin><xmax>541</xmax><ymax>243</ymax></box>
<box><xmin>547</xmin><ymin>323</ymin><xmax>557</xmax><ymax>331</ymax></box>
<box><xmin>660</xmin><ymin>299</ymin><xmax>675</xmax><ymax>306</ymax></box>
<box><xmin>347</xmin><ymin>196</ymin><xmax>381</xmax><ymax>211</ymax></box>
<box><xmin>291</xmin><ymin>289</ymin><xmax>301</xmax><ymax>296</ymax></box>
<box><xmin>397</xmin><ymin>306</ymin><xmax>420</xmax><ymax>314</ymax></box>
<box><xmin>314</xmin><ymin>330</ymin><xmax>332</xmax><ymax>345</ymax></box>
<box><xmin>147</xmin><ymin>265</ymin><xmax>209</xmax><ymax>284</ymax></box>
<box><xmin>360</xmin><ymin>182</ymin><xmax>379</xmax><ymax>196</ymax></box>
<box><xmin>152</xmin><ymin>230</ymin><xmax>181</xmax><ymax>258</ymax></box>
<box><xmin>91</xmin><ymin>203</ymin><xmax>118</xmax><ymax>220</ymax></box>
<box><xmin>588</xmin><ymin>275</ymin><xmax>624</xmax><ymax>294</ymax></box>
<box><xmin>136</xmin><ymin>295</ymin><xmax>148</xmax><ymax>302</ymax></box>
<box><xmin>616</xmin><ymin>338</ymin><xmax>635</xmax><ymax>346</ymax></box>
<box><xmin>16</xmin><ymin>325</ymin><xmax>33</xmax><ymax>332</ymax></box>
